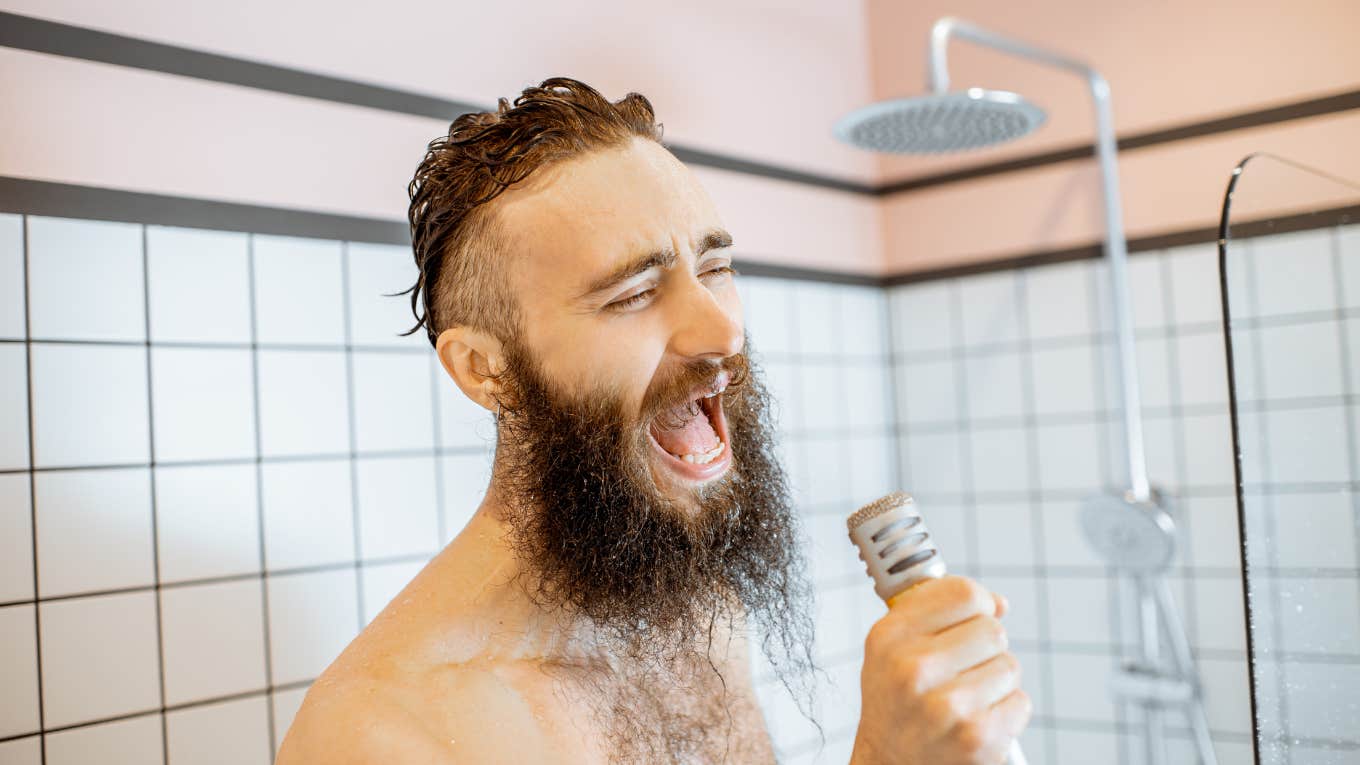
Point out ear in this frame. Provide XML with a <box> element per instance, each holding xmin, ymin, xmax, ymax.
<box><xmin>435</xmin><ymin>326</ymin><xmax>506</xmax><ymax>413</ymax></box>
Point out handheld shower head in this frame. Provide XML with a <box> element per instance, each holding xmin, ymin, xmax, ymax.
<box><xmin>834</xmin><ymin>87</ymin><xmax>1046</xmax><ymax>155</ymax></box>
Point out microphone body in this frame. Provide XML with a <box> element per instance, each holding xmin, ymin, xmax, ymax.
<box><xmin>847</xmin><ymin>492</ymin><xmax>1028</xmax><ymax>765</ymax></box>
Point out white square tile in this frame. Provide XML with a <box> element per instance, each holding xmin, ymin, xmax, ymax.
<box><xmin>964</xmin><ymin>350</ymin><xmax>1024</xmax><ymax>421</ymax></box>
<box><xmin>905</xmin><ymin>430</ymin><xmax>964</xmax><ymax>497</ymax></box>
<box><xmin>0</xmin><ymin>344</ymin><xmax>28</xmax><ymax>470</ymax></box>
<box><xmin>969</xmin><ymin>427</ymin><xmax>1030</xmax><ymax>494</ymax></box>
<box><xmin>1039</xmin><ymin>500</ymin><xmax>1105</xmax><ymax>568</ymax></box>
<box><xmin>959</xmin><ymin>271</ymin><xmax>1020</xmax><ymax>348</ymax></box>
<box><xmin>271</xmin><ymin>686</ymin><xmax>308</xmax><ymax>756</ymax></box>
<box><xmin>793</xmin><ymin>282</ymin><xmax>840</xmax><ymax>356</ymax></box>
<box><xmin>1049</xmin><ymin>651</ymin><xmax>1118</xmax><ymax>722</ymax></box>
<box><xmin>1283</xmin><ymin>661</ymin><xmax>1360</xmax><ymax>741</ymax></box>
<box><xmin>1046</xmin><ymin>577</ymin><xmax>1114</xmax><ymax>646</ymax></box>
<box><xmin>267</xmin><ymin>569</ymin><xmax>359</xmax><ymax>685</ymax></box>
<box><xmin>740</xmin><ymin>277</ymin><xmax>796</xmax><ymax>355</ymax></box>
<box><xmin>255</xmin><ymin>349</ymin><xmax>350</xmax><ymax>458</ymax></box>
<box><xmin>1024</xmin><ymin>260</ymin><xmax>1093</xmax><ymax>341</ymax></box>
<box><xmin>1272</xmin><ymin>491</ymin><xmax>1358</xmax><ymax>569</ymax></box>
<box><xmin>346</xmin><ymin>242</ymin><xmax>424</xmax><ymax>348</ymax></box>
<box><xmin>39</xmin><ymin>591</ymin><xmax>161</xmax><ymax>727</ymax></box>
<box><xmin>973</xmin><ymin>502</ymin><xmax>1034</xmax><ymax>568</ymax></box>
<box><xmin>0</xmin><ymin>475</ymin><xmax>33</xmax><ymax>602</ymax></box>
<box><xmin>1128</xmin><ymin>252</ymin><xmax>1169</xmax><ymax>331</ymax></box>
<box><xmin>351</xmin><ymin>351</ymin><xmax>435</xmax><ymax>452</ymax></box>
<box><xmin>813</xmin><ymin>583</ymin><xmax>860</xmax><ymax>660</ymax></box>
<box><xmin>802</xmin><ymin>437</ymin><xmax>849</xmax><ymax>507</ymax></box>
<box><xmin>166</xmin><ymin>695</ymin><xmax>273</xmax><ymax>765</ymax></box>
<box><xmin>0</xmin><ymin>604</ymin><xmax>39</xmax><ymax>738</ymax></box>
<box><xmin>150</xmin><ymin>347</ymin><xmax>256</xmax><ymax>462</ymax></box>
<box><xmin>890</xmin><ymin>281</ymin><xmax>956</xmax><ymax>355</ymax></box>
<box><xmin>1277</xmin><ymin>577</ymin><xmax>1360</xmax><ymax>655</ymax></box>
<box><xmin>797</xmin><ymin>361</ymin><xmax>843</xmax><ymax>432</ymax></box>
<box><xmin>361</xmin><ymin>559</ymin><xmax>424</xmax><ymax>624</ymax></box>
<box><xmin>30</xmin><ymin>343</ymin><xmax>149</xmax><ymax>467</ymax></box>
<box><xmin>440</xmin><ymin>453</ymin><xmax>491</xmax><ymax>543</ymax></box>
<box><xmin>804</xmin><ymin>512</ymin><xmax>858</xmax><ymax>585</ymax></box>
<box><xmin>842</xmin><ymin>361</ymin><xmax>889</xmax><ymax>429</ymax></box>
<box><xmin>1196</xmin><ymin>657</ymin><xmax>1253</xmax><ymax>735</ymax></box>
<box><xmin>838</xmin><ymin>286</ymin><xmax>887</xmax><ymax>357</ymax></box>
<box><xmin>845</xmin><ymin>435</ymin><xmax>894</xmax><ymax>508</ymax></box>
<box><xmin>45</xmin><ymin>714</ymin><xmax>163</xmax><ymax>765</ymax></box>
<box><xmin>1180</xmin><ymin>412</ymin><xmax>1235</xmax><ymax>488</ymax></box>
<box><xmin>1191</xmin><ymin>576</ymin><xmax>1247</xmax><ymax>652</ymax></box>
<box><xmin>1183</xmin><ymin>495</ymin><xmax>1243</xmax><ymax>570</ymax></box>
<box><xmin>145</xmin><ymin>226</ymin><xmax>252</xmax><ymax>343</ymax></box>
<box><xmin>1174</xmin><ymin>330</ymin><xmax>1230</xmax><ymax>407</ymax></box>
<box><xmin>27</xmin><ymin>217</ymin><xmax>145</xmax><ymax>342</ymax></box>
<box><xmin>1054</xmin><ymin>728</ymin><xmax>1121</xmax><ymax>765</ymax></box>
<box><xmin>155</xmin><ymin>463</ymin><xmax>261</xmax><ymax>583</ymax></box>
<box><xmin>251</xmin><ymin>235</ymin><xmax>345</xmax><ymax>345</ymax></box>
<box><xmin>261</xmin><ymin>459</ymin><xmax>354</xmax><ymax>570</ymax></box>
<box><xmin>0</xmin><ymin>736</ymin><xmax>40</xmax><ymax>765</ymax></box>
<box><xmin>1035</xmin><ymin>422</ymin><xmax>1102</xmax><ymax>492</ymax></box>
<box><xmin>1266</xmin><ymin>406</ymin><xmax>1349</xmax><ymax>484</ymax></box>
<box><xmin>1030</xmin><ymin>344</ymin><xmax>1098</xmax><ymax>416</ymax></box>
<box><xmin>1338</xmin><ymin>223</ymin><xmax>1360</xmax><ymax>308</ymax></box>
<box><xmin>1258</xmin><ymin>321</ymin><xmax>1344</xmax><ymax>399</ymax></box>
<box><xmin>356</xmin><ymin>456</ymin><xmax>439</xmax><ymax>560</ymax></box>
<box><xmin>35</xmin><ymin>468</ymin><xmax>154</xmax><ymax>597</ymax></box>
<box><xmin>896</xmin><ymin>358</ymin><xmax>958</xmax><ymax>425</ymax></box>
<box><xmin>161</xmin><ymin>579</ymin><xmax>267</xmax><ymax>704</ymax></box>
<box><xmin>1165</xmin><ymin>243</ymin><xmax>1223</xmax><ymax>328</ymax></box>
<box><xmin>436</xmin><ymin>374</ymin><xmax>495</xmax><ymax>449</ymax></box>
<box><xmin>1252</xmin><ymin>229</ymin><xmax>1337</xmax><ymax>317</ymax></box>
<box><xmin>0</xmin><ymin>215</ymin><xmax>23</xmax><ymax>340</ymax></box>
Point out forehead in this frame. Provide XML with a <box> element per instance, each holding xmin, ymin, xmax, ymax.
<box><xmin>493</xmin><ymin>137</ymin><xmax>723</xmax><ymax>288</ymax></box>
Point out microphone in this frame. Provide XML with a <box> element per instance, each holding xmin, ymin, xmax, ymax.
<box><xmin>847</xmin><ymin>492</ymin><xmax>1028</xmax><ymax>765</ymax></box>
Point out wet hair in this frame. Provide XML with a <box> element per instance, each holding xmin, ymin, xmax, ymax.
<box><xmin>401</xmin><ymin>77</ymin><xmax>665</xmax><ymax>347</ymax></box>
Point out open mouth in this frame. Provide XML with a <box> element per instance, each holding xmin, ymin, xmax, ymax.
<box><xmin>646</xmin><ymin>372</ymin><xmax>733</xmax><ymax>481</ymax></box>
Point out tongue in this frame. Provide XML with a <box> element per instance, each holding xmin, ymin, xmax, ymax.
<box><xmin>652</xmin><ymin>403</ymin><xmax>719</xmax><ymax>457</ymax></box>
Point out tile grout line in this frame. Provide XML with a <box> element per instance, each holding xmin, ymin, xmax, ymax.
<box><xmin>140</xmin><ymin>223</ymin><xmax>172</xmax><ymax>764</ymax></box>
<box><xmin>428</xmin><ymin>354</ymin><xmax>448</xmax><ymax>548</ymax></box>
<box><xmin>1327</xmin><ymin>228</ymin><xmax>1360</xmax><ymax>658</ymax></box>
<box><xmin>1012</xmin><ymin>270</ymin><xmax>1061</xmax><ymax>762</ymax></box>
<box><xmin>245</xmin><ymin>233</ymin><xmax>280</xmax><ymax>755</ymax></box>
<box><xmin>340</xmin><ymin>241</ymin><xmax>367</xmax><ymax>631</ymax></box>
<box><xmin>20</xmin><ymin>215</ymin><xmax>47</xmax><ymax>765</ymax></box>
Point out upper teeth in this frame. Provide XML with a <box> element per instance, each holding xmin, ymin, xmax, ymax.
<box><xmin>703</xmin><ymin>384</ymin><xmax>727</xmax><ymax>399</ymax></box>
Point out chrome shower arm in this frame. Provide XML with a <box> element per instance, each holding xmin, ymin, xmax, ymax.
<box><xmin>927</xmin><ymin>17</ymin><xmax>1151</xmax><ymax>503</ymax></box>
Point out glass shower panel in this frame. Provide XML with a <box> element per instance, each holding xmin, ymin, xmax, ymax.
<box><xmin>1218</xmin><ymin>152</ymin><xmax>1360</xmax><ymax>764</ymax></box>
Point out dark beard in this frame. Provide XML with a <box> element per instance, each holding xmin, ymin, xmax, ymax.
<box><xmin>490</xmin><ymin>336</ymin><xmax>819</xmax><ymax>760</ymax></box>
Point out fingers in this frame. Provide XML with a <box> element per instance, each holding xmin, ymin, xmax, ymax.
<box><xmin>989</xmin><ymin>688</ymin><xmax>1033</xmax><ymax>737</ymax></box>
<box><xmin>883</xmin><ymin>576</ymin><xmax>996</xmax><ymax>636</ymax></box>
<box><xmin>929</xmin><ymin>615</ymin><xmax>1009</xmax><ymax>678</ymax></box>
<box><xmin>928</xmin><ymin>652</ymin><xmax>1022</xmax><ymax>721</ymax></box>
<box><xmin>993</xmin><ymin>592</ymin><xmax>1009</xmax><ymax>618</ymax></box>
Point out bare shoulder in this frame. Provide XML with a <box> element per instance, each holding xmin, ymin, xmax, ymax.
<box><xmin>275</xmin><ymin>664</ymin><xmax>575</xmax><ymax>765</ymax></box>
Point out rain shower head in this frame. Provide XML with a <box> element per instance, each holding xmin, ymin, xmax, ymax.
<box><xmin>834</xmin><ymin>87</ymin><xmax>1046</xmax><ymax>155</ymax></box>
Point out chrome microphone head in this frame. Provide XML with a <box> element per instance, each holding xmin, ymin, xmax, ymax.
<box><xmin>847</xmin><ymin>492</ymin><xmax>948</xmax><ymax>602</ymax></box>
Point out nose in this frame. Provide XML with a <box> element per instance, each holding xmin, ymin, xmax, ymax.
<box><xmin>666</xmin><ymin>274</ymin><xmax>744</xmax><ymax>361</ymax></box>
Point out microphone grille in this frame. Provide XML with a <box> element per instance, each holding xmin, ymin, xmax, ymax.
<box><xmin>846</xmin><ymin>491</ymin><xmax>914</xmax><ymax>534</ymax></box>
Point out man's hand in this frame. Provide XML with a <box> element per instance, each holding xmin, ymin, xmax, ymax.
<box><xmin>850</xmin><ymin>576</ymin><xmax>1031</xmax><ymax>765</ymax></box>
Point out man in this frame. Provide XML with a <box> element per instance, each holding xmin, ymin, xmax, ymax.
<box><xmin>276</xmin><ymin>77</ymin><xmax>1029</xmax><ymax>764</ymax></box>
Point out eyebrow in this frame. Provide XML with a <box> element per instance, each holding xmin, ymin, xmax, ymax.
<box><xmin>580</xmin><ymin>228</ymin><xmax>734</xmax><ymax>297</ymax></box>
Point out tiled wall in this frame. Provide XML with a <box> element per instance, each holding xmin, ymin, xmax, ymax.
<box><xmin>1225</xmin><ymin>226</ymin><xmax>1360</xmax><ymax>765</ymax></box>
<box><xmin>0</xmin><ymin>215</ymin><xmax>496</xmax><ymax>765</ymax></box>
<box><xmin>2</xmin><ymin>209</ymin><xmax>1353</xmax><ymax>765</ymax></box>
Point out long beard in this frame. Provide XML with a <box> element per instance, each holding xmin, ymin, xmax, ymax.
<box><xmin>489</xmin><ymin>338</ymin><xmax>818</xmax><ymax>755</ymax></box>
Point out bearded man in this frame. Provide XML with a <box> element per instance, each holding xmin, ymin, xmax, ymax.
<box><xmin>276</xmin><ymin>77</ymin><xmax>1030</xmax><ymax>764</ymax></box>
